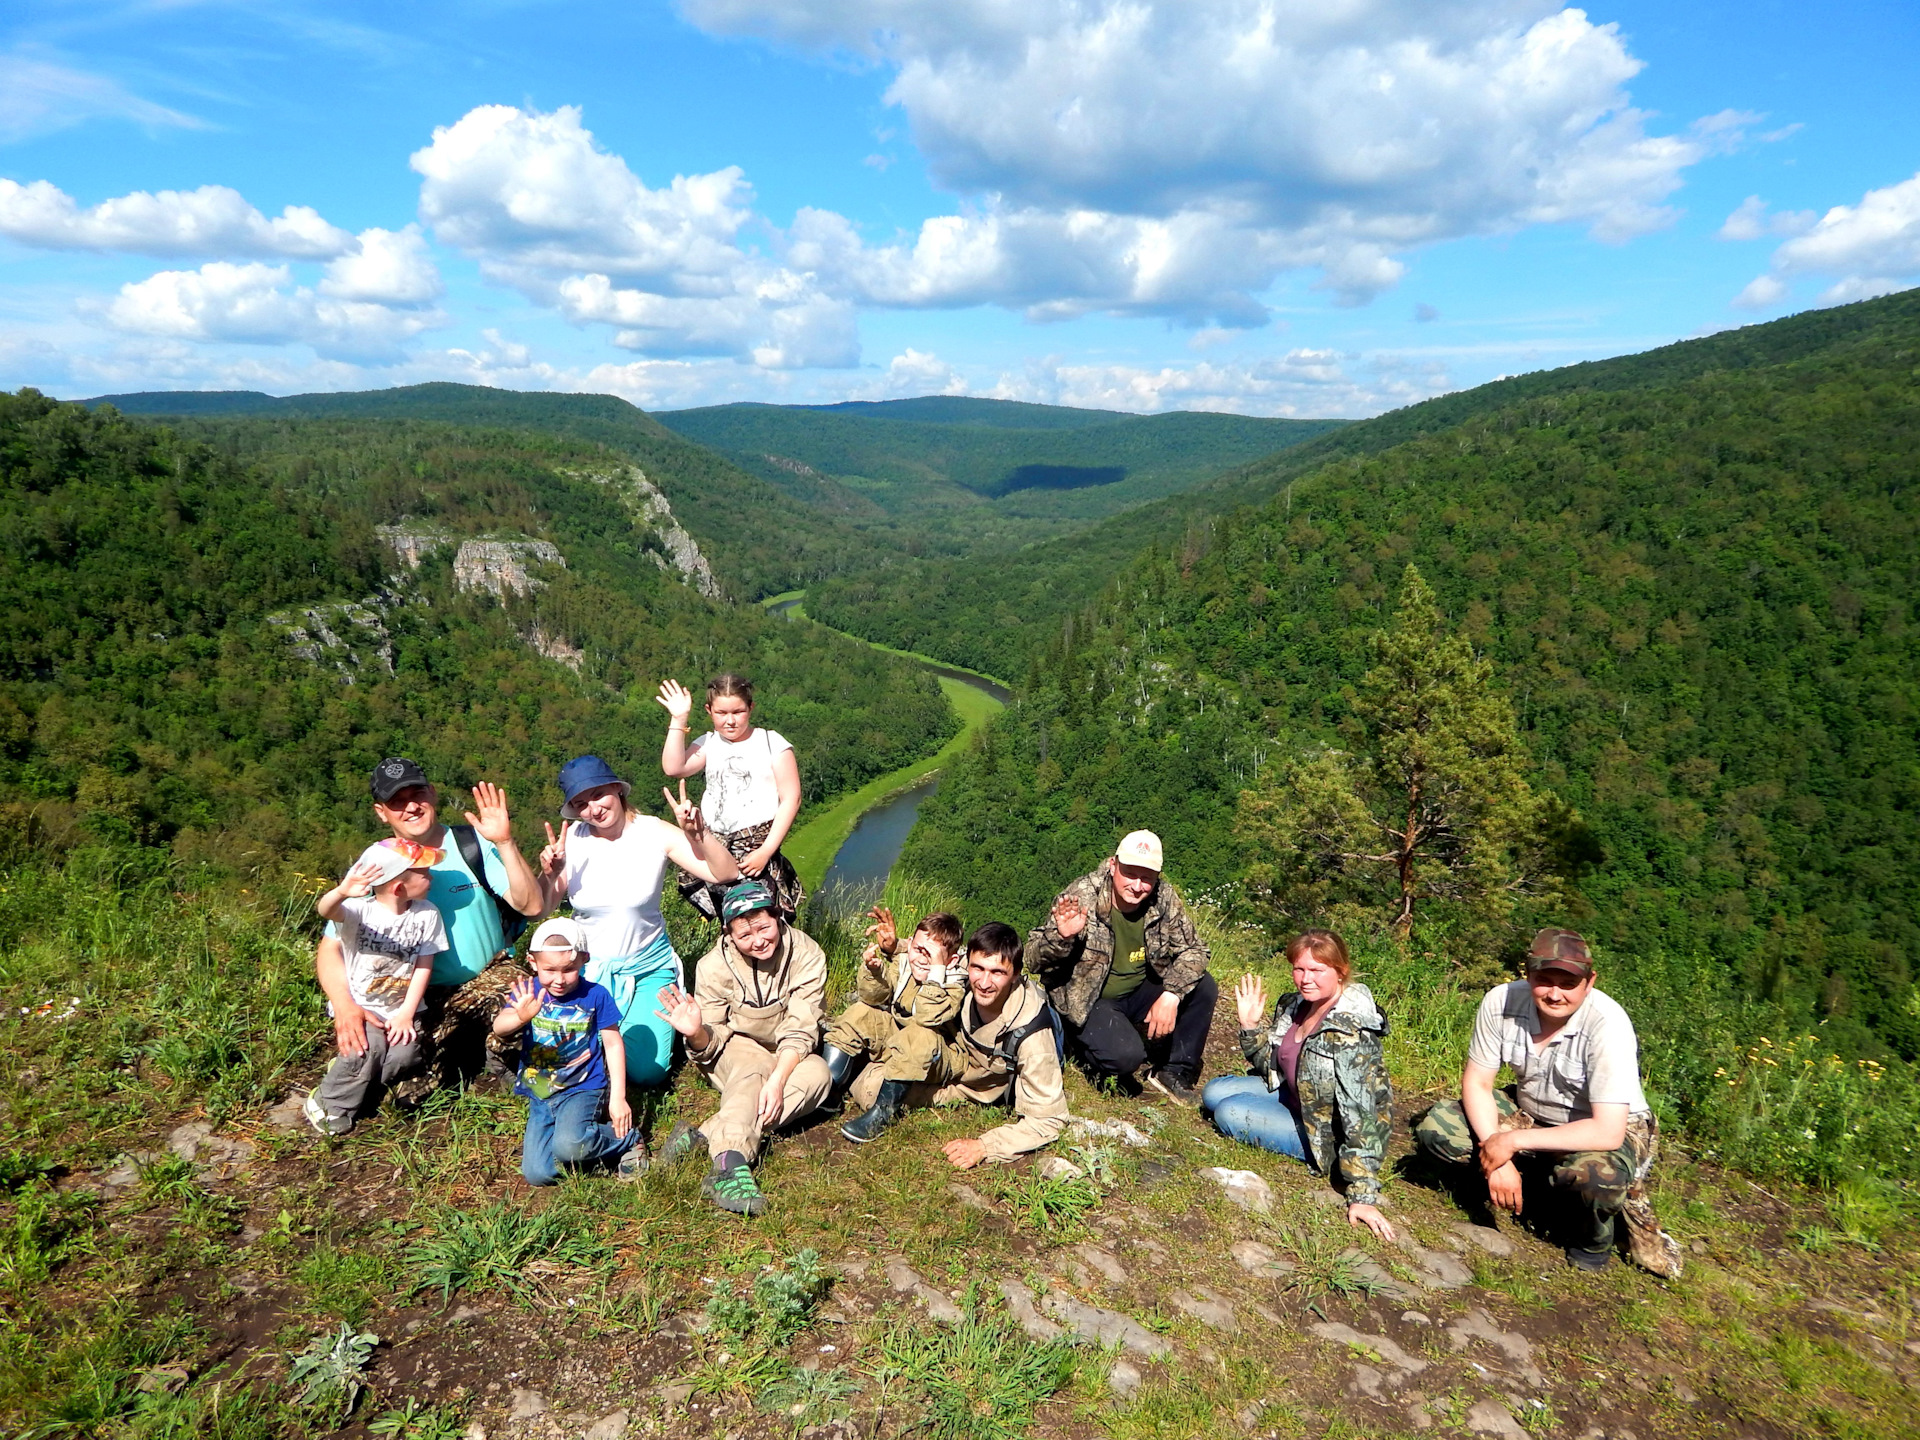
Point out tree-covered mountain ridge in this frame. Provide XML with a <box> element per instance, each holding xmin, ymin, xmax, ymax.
<box><xmin>1</xmin><ymin>394</ymin><xmax>956</xmax><ymax>877</ymax></box>
<box><xmin>807</xmin><ymin>294</ymin><xmax>1920</xmax><ymax>680</ymax></box>
<box><xmin>903</xmin><ymin>290</ymin><xmax>1920</xmax><ymax>1071</ymax></box>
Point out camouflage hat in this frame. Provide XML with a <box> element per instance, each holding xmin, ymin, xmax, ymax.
<box><xmin>1526</xmin><ymin>927</ymin><xmax>1593</xmax><ymax>979</ymax></box>
<box><xmin>720</xmin><ymin>881</ymin><xmax>777</xmax><ymax>924</ymax></box>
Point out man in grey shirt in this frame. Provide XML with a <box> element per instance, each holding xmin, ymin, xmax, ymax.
<box><xmin>1414</xmin><ymin>928</ymin><xmax>1682</xmax><ymax>1277</ymax></box>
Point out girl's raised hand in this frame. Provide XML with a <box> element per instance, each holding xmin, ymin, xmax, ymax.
<box><xmin>1234</xmin><ymin>973</ymin><xmax>1268</xmax><ymax>1030</ymax></box>
<box><xmin>655</xmin><ymin>678</ymin><xmax>694</xmax><ymax>722</ymax></box>
<box><xmin>538</xmin><ymin>821</ymin><xmax>568</xmax><ymax>879</ymax></box>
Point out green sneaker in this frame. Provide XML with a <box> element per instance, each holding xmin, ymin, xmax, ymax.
<box><xmin>657</xmin><ymin>1120</ymin><xmax>705</xmax><ymax>1166</ymax></box>
<box><xmin>702</xmin><ymin>1160</ymin><xmax>767</xmax><ymax>1217</ymax></box>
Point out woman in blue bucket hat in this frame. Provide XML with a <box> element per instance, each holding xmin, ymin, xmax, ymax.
<box><xmin>535</xmin><ymin>755</ymin><xmax>740</xmax><ymax>1104</ymax></box>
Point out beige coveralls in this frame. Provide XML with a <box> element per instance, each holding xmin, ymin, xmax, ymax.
<box><xmin>847</xmin><ymin>977</ymin><xmax>1070</xmax><ymax>1162</ymax></box>
<box><xmin>824</xmin><ymin>946</ymin><xmax>965</xmax><ymax>1081</ymax></box>
<box><xmin>687</xmin><ymin>925</ymin><xmax>833</xmax><ymax>1161</ymax></box>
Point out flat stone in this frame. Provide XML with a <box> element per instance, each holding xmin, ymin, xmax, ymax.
<box><xmin>1406</xmin><ymin>1397</ymin><xmax>1435</xmax><ymax>1430</ymax></box>
<box><xmin>1171</xmin><ymin>1288</ymin><xmax>1238</xmax><ymax>1332</ymax></box>
<box><xmin>1465</xmin><ymin>1399</ymin><xmax>1527</xmax><ymax>1438</ymax></box>
<box><xmin>265</xmin><ymin>1093</ymin><xmax>310</xmax><ymax>1131</ymax></box>
<box><xmin>1036</xmin><ymin>1156</ymin><xmax>1085</xmax><ymax>1182</ymax></box>
<box><xmin>1348</xmin><ymin>1363</ymin><xmax>1390</xmax><ymax>1399</ymax></box>
<box><xmin>461</xmin><ymin>1425</ymin><xmax>486</xmax><ymax>1440</ymax></box>
<box><xmin>654</xmin><ymin>1381</ymin><xmax>694</xmax><ymax>1408</ymax></box>
<box><xmin>998</xmin><ymin>1281</ymin><xmax>1064</xmax><ymax>1342</ymax></box>
<box><xmin>1230</xmin><ymin>1239</ymin><xmax>1295</xmax><ymax>1277</ymax></box>
<box><xmin>1308</xmin><ymin>1322</ymin><xmax>1429</xmax><ymax>1378</ymax></box>
<box><xmin>949</xmin><ymin>1183</ymin><xmax>993</xmax><ymax>1212</ymax></box>
<box><xmin>1068</xmin><ymin>1117</ymin><xmax>1153</xmax><ymax>1147</ymax></box>
<box><xmin>1447</xmin><ymin>1309</ymin><xmax>1543</xmax><ymax>1387</ymax></box>
<box><xmin>1340</xmin><ymin>1249</ymin><xmax>1423</xmax><ymax>1303</ymax></box>
<box><xmin>449</xmin><ymin>1305</ymin><xmax>482</xmax><ymax>1325</ymax></box>
<box><xmin>507</xmin><ymin>1389</ymin><xmax>547</xmax><ymax>1421</ymax></box>
<box><xmin>1108</xmin><ymin>1358</ymin><xmax>1143</xmax><ymax>1397</ymax></box>
<box><xmin>1391</xmin><ymin>1234</ymin><xmax>1474</xmax><ymax>1288</ymax></box>
<box><xmin>1201</xmin><ymin>1167</ymin><xmax>1273</xmax><ymax>1214</ymax></box>
<box><xmin>1450</xmin><ymin>1222</ymin><xmax>1515</xmax><ymax>1258</ymax></box>
<box><xmin>1139</xmin><ymin>1157</ymin><xmax>1181</xmax><ymax>1187</ymax></box>
<box><xmin>656</xmin><ymin>1311</ymin><xmax>705</xmax><ymax>1337</ymax></box>
<box><xmin>584</xmin><ymin>1410</ymin><xmax>629</xmax><ymax>1440</ymax></box>
<box><xmin>1072</xmin><ymin>1244</ymin><xmax>1130</xmax><ymax>1285</ymax></box>
<box><xmin>1043</xmin><ymin>1294</ymin><xmax>1173</xmax><ymax>1358</ymax></box>
<box><xmin>167</xmin><ymin>1122</ymin><xmax>254</xmax><ymax>1181</ymax></box>
<box><xmin>1401</xmin><ymin>1311</ymin><xmax>1432</xmax><ymax>1325</ymax></box>
<box><xmin>884</xmin><ymin>1256</ymin><xmax>962</xmax><ymax>1324</ymax></box>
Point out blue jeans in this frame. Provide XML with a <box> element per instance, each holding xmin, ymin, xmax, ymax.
<box><xmin>520</xmin><ymin>1083</ymin><xmax>637</xmax><ymax>1185</ymax></box>
<box><xmin>1203</xmin><ymin>1074</ymin><xmax>1311</xmax><ymax>1163</ymax></box>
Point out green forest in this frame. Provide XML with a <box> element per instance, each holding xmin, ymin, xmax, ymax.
<box><xmin>0</xmin><ymin>392</ymin><xmax>955</xmax><ymax>878</ymax></box>
<box><xmin>903</xmin><ymin>290</ymin><xmax>1920</xmax><ymax>1072</ymax></box>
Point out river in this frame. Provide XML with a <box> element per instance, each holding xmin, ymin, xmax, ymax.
<box><xmin>768</xmin><ymin>595</ymin><xmax>1007</xmax><ymax>900</ymax></box>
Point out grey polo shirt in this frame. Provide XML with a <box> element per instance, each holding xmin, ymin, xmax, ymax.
<box><xmin>1467</xmin><ymin>980</ymin><xmax>1651</xmax><ymax>1126</ymax></box>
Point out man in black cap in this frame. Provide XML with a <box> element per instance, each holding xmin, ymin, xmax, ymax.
<box><xmin>1414</xmin><ymin>928</ymin><xmax>1683</xmax><ymax>1277</ymax></box>
<box><xmin>314</xmin><ymin>759</ymin><xmax>544</xmax><ymax>1104</ymax></box>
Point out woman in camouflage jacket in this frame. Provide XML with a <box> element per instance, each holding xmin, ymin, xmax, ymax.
<box><xmin>1203</xmin><ymin>930</ymin><xmax>1397</xmax><ymax>1240</ymax></box>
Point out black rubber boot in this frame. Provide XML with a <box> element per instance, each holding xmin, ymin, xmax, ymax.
<box><xmin>841</xmin><ymin>1078</ymin><xmax>910</xmax><ymax>1144</ymax></box>
<box><xmin>820</xmin><ymin>1044</ymin><xmax>861</xmax><ymax>1109</ymax></box>
<box><xmin>1566</xmin><ymin>1205</ymin><xmax>1616</xmax><ymax>1271</ymax></box>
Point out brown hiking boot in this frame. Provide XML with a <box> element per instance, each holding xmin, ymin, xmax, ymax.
<box><xmin>1621</xmin><ymin>1190</ymin><xmax>1683</xmax><ymax>1278</ymax></box>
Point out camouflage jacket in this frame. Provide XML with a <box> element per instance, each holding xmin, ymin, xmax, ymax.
<box><xmin>1238</xmin><ymin>982</ymin><xmax>1393</xmax><ymax>1207</ymax></box>
<box><xmin>1025</xmin><ymin>866</ymin><xmax>1211</xmax><ymax>1027</ymax></box>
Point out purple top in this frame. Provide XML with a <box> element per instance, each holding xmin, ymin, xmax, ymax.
<box><xmin>1275</xmin><ymin>1022</ymin><xmax>1307</xmax><ymax>1116</ymax></box>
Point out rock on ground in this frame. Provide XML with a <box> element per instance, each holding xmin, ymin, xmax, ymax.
<box><xmin>1451</xmin><ymin>1222</ymin><xmax>1516</xmax><ymax>1257</ymax></box>
<box><xmin>997</xmin><ymin>1281</ymin><xmax>1064</xmax><ymax>1342</ymax></box>
<box><xmin>1307</xmin><ymin>1322</ymin><xmax>1429</xmax><ymax>1381</ymax></box>
<box><xmin>1043</xmin><ymin>1294</ymin><xmax>1173</xmax><ymax>1358</ymax></box>
<box><xmin>883</xmin><ymin>1256</ymin><xmax>963</xmax><ymax>1324</ymax></box>
<box><xmin>1201</xmin><ymin>1167</ymin><xmax>1274</xmax><ymax>1214</ymax></box>
<box><xmin>1170</xmin><ymin>1288</ymin><xmax>1238</xmax><ymax>1332</ymax></box>
<box><xmin>1036</xmin><ymin>1156</ymin><xmax>1085</xmax><ymax>1182</ymax></box>
<box><xmin>1230</xmin><ymin>1239</ymin><xmax>1295</xmax><ymax>1277</ymax></box>
<box><xmin>1071</xmin><ymin>1244</ymin><xmax>1130</xmax><ymax>1285</ymax></box>
<box><xmin>1466</xmin><ymin>1399</ymin><xmax>1528</xmax><ymax>1438</ymax></box>
<box><xmin>1108</xmin><ymin>1358</ymin><xmax>1143</xmax><ymax>1397</ymax></box>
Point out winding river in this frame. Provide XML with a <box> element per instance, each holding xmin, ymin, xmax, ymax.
<box><xmin>768</xmin><ymin>595</ymin><xmax>1008</xmax><ymax>901</ymax></box>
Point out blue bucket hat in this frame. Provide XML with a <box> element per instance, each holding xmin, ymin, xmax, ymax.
<box><xmin>720</xmin><ymin>881</ymin><xmax>777</xmax><ymax>924</ymax></box>
<box><xmin>558</xmin><ymin>755</ymin><xmax>630</xmax><ymax>820</ymax></box>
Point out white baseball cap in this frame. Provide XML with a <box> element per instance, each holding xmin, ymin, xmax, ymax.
<box><xmin>351</xmin><ymin>838</ymin><xmax>443</xmax><ymax>888</ymax></box>
<box><xmin>1114</xmin><ymin>830</ymin><xmax>1164</xmax><ymax>871</ymax></box>
<box><xmin>528</xmin><ymin>917</ymin><xmax>589</xmax><ymax>954</ymax></box>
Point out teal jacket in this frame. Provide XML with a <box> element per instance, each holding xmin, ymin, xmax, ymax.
<box><xmin>1238</xmin><ymin>981</ymin><xmax>1394</xmax><ymax>1207</ymax></box>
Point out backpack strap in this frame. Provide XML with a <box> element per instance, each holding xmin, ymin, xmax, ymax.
<box><xmin>991</xmin><ymin>990</ymin><xmax>1065</xmax><ymax>1080</ymax></box>
<box><xmin>448</xmin><ymin>823</ymin><xmax>527</xmax><ymax>946</ymax></box>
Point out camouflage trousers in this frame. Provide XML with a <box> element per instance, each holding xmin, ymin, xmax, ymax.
<box><xmin>1414</xmin><ymin>1091</ymin><xmax>1682</xmax><ymax>1278</ymax></box>
<box><xmin>387</xmin><ymin>952</ymin><xmax>531</xmax><ymax>1107</ymax></box>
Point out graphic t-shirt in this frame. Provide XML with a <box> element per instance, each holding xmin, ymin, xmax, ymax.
<box><xmin>333</xmin><ymin>896</ymin><xmax>448</xmax><ymax>1018</ymax></box>
<box><xmin>690</xmin><ymin>728</ymin><xmax>792</xmax><ymax>834</ymax></box>
<box><xmin>1101</xmin><ymin>902</ymin><xmax>1150</xmax><ymax>1000</ymax></box>
<box><xmin>516</xmin><ymin>979</ymin><xmax>624</xmax><ymax>1100</ymax></box>
<box><xmin>562</xmin><ymin>818</ymin><xmax>672</xmax><ymax>960</ymax></box>
<box><xmin>328</xmin><ymin>830</ymin><xmax>515</xmax><ymax>987</ymax></box>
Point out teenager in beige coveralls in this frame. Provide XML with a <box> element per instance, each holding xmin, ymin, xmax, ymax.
<box><xmin>653</xmin><ymin>881</ymin><xmax>832</xmax><ymax>1215</ymax></box>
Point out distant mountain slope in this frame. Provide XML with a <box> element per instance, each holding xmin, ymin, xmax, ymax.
<box><xmin>810</xmin><ymin>294</ymin><xmax>1920</xmax><ymax>678</ymax></box>
<box><xmin>82</xmin><ymin>383</ymin><xmax>878</xmax><ymax>600</ymax></box>
<box><xmin>904</xmin><ymin>288</ymin><xmax>1920</xmax><ymax>1060</ymax></box>
<box><xmin>654</xmin><ymin>400</ymin><xmax>1342</xmax><ymax>540</ymax></box>
<box><xmin>2</xmin><ymin>392</ymin><xmax>955</xmax><ymax>871</ymax></box>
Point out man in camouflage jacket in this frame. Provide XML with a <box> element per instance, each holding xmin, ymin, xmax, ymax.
<box><xmin>1024</xmin><ymin>830</ymin><xmax>1218</xmax><ymax>1105</ymax></box>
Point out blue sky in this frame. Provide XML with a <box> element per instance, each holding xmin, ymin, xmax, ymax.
<box><xmin>2</xmin><ymin>1</ymin><xmax>1916</xmax><ymax>416</ymax></box>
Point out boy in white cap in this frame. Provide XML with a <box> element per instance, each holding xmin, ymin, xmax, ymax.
<box><xmin>1026</xmin><ymin>828</ymin><xmax>1218</xmax><ymax>1106</ymax></box>
<box><xmin>305</xmin><ymin>838</ymin><xmax>450</xmax><ymax>1135</ymax></box>
<box><xmin>493</xmin><ymin>918</ymin><xmax>645</xmax><ymax>1185</ymax></box>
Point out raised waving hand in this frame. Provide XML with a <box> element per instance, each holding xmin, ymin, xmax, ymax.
<box><xmin>1235</xmin><ymin>973</ymin><xmax>1269</xmax><ymax>1030</ymax></box>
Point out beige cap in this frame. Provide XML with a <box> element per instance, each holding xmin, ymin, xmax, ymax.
<box><xmin>1114</xmin><ymin>829</ymin><xmax>1164</xmax><ymax>871</ymax></box>
<box><xmin>529</xmin><ymin>917</ymin><xmax>590</xmax><ymax>954</ymax></box>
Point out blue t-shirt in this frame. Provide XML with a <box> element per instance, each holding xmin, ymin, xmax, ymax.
<box><xmin>325</xmin><ymin>830</ymin><xmax>515</xmax><ymax>987</ymax></box>
<box><xmin>516</xmin><ymin>979</ymin><xmax>623</xmax><ymax>1101</ymax></box>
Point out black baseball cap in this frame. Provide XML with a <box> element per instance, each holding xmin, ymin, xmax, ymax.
<box><xmin>370</xmin><ymin>757</ymin><xmax>432</xmax><ymax>803</ymax></box>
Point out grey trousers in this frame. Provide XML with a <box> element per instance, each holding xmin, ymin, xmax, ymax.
<box><xmin>315</xmin><ymin>1024</ymin><xmax>424</xmax><ymax>1122</ymax></box>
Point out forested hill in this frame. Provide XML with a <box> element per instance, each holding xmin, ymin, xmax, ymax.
<box><xmin>0</xmin><ymin>391</ymin><xmax>955</xmax><ymax>876</ymax></box>
<box><xmin>82</xmin><ymin>383</ymin><xmax>876</xmax><ymax>600</ymax></box>
<box><xmin>807</xmin><ymin>296</ymin><xmax>1920</xmax><ymax>680</ymax></box>
<box><xmin>903</xmin><ymin>289</ymin><xmax>1920</xmax><ymax>1062</ymax></box>
<box><xmin>654</xmin><ymin>399</ymin><xmax>1340</xmax><ymax>549</ymax></box>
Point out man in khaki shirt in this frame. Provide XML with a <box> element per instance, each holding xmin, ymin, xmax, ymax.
<box><xmin>842</xmin><ymin>922</ymin><xmax>1070</xmax><ymax>1166</ymax></box>
<box><xmin>654</xmin><ymin>881</ymin><xmax>831</xmax><ymax>1215</ymax></box>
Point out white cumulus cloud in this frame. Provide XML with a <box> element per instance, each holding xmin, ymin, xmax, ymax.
<box><xmin>0</xmin><ymin>179</ymin><xmax>355</xmax><ymax>259</ymax></box>
<box><xmin>680</xmin><ymin>0</ymin><xmax>1732</xmax><ymax>313</ymax></box>
<box><xmin>1734</xmin><ymin>172</ymin><xmax>1920</xmax><ymax>308</ymax></box>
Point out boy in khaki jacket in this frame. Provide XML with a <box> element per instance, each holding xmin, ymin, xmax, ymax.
<box><xmin>821</xmin><ymin>906</ymin><xmax>964</xmax><ymax>1108</ymax></box>
<box><xmin>654</xmin><ymin>881</ymin><xmax>831</xmax><ymax>1215</ymax></box>
<box><xmin>841</xmin><ymin>922</ymin><xmax>1069</xmax><ymax>1163</ymax></box>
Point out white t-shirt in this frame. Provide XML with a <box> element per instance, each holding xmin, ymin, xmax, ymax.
<box><xmin>1468</xmin><ymin>980</ymin><xmax>1651</xmax><ymax>1125</ymax></box>
<box><xmin>334</xmin><ymin>895</ymin><xmax>448</xmax><ymax>1018</ymax></box>
<box><xmin>690</xmin><ymin>727</ymin><xmax>792</xmax><ymax>834</ymax></box>
<box><xmin>561</xmin><ymin>817</ymin><xmax>671</xmax><ymax>960</ymax></box>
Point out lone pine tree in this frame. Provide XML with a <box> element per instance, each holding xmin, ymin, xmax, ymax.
<box><xmin>1236</xmin><ymin>564</ymin><xmax>1567</xmax><ymax>962</ymax></box>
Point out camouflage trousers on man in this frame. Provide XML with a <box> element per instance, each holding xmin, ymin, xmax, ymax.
<box><xmin>388</xmin><ymin>952</ymin><xmax>531</xmax><ymax>1107</ymax></box>
<box><xmin>1414</xmin><ymin>1092</ymin><xmax>1683</xmax><ymax>1278</ymax></box>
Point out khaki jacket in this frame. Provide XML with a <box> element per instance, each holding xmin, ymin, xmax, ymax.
<box><xmin>689</xmin><ymin>924</ymin><xmax>826</xmax><ymax>1065</ymax></box>
<box><xmin>854</xmin><ymin>946</ymin><xmax>965</xmax><ymax>1032</ymax></box>
<box><xmin>1025</xmin><ymin>866</ymin><xmax>1211</xmax><ymax>1026</ymax></box>
<box><xmin>950</xmin><ymin>978</ymin><xmax>1069</xmax><ymax>1162</ymax></box>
